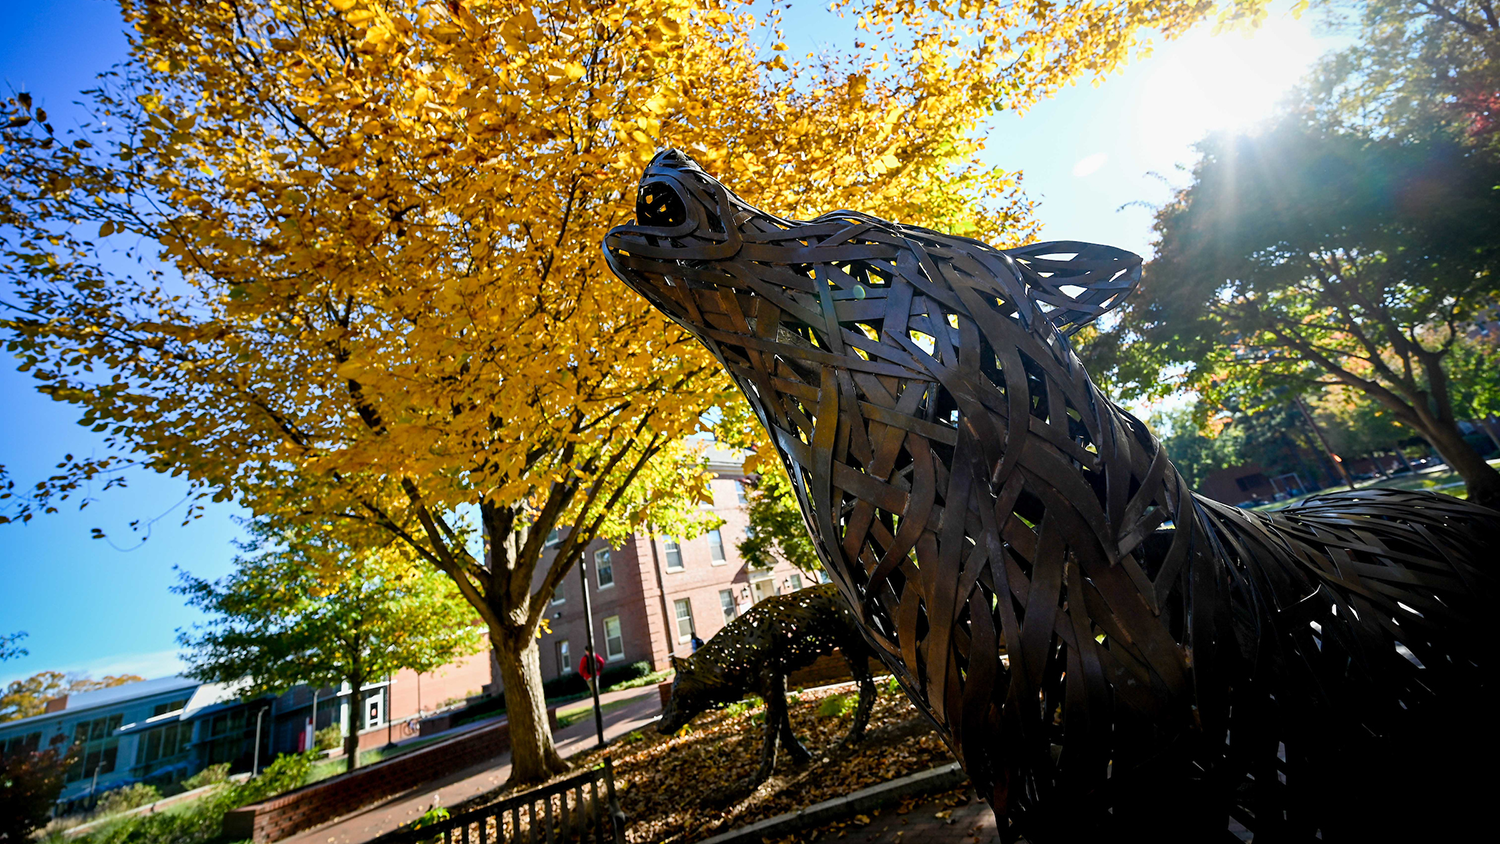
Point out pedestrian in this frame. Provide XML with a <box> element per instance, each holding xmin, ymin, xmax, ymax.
<box><xmin>690</xmin><ymin>633</ymin><xmax>704</xmax><ymax>652</ymax></box>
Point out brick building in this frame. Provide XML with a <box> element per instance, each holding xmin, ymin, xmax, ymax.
<box><xmin>535</xmin><ymin>452</ymin><xmax>821</xmax><ymax>680</ymax></box>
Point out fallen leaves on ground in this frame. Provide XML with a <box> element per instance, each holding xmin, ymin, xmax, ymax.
<box><xmin>565</xmin><ymin>682</ymin><xmax>956</xmax><ymax>843</ymax></box>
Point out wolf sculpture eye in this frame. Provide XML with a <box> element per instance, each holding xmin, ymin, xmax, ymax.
<box><xmin>603</xmin><ymin>149</ymin><xmax>1499</xmax><ymax>842</ymax></box>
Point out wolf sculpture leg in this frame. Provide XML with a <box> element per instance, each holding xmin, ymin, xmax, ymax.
<box><xmin>750</xmin><ymin>672</ymin><xmax>790</xmax><ymax>786</ymax></box>
<box><xmin>776</xmin><ymin>700</ymin><xmax>813</xmax><ymax>765</ymax></box>
<box><xmin>839</xmin><ymin>652</ymin><xmax>876</xmax><ymax>748</ymax></box>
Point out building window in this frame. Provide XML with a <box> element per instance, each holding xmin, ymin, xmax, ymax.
<box><xmin>551</xmin><ymin>582</ymin><xmax>565</xmax><ymax>605</ymax></box>
<box><xmin>744</xmin><ymin>524</ymin><xmax>755</xmax><ymax>539</ymax></box>
<box><xmin>674</xmin><ymin>599</ymin><xmax>696</xmax><ymax>643</ymax></box>
<box><xmin>708</xmin><ymin>529</ymin><xmax>726</xmax><ymax>564</ymax></box>
<box><xmin>664</xmin><ymin>538</ymin><xmax>683</xmax><ymax>571</ymax></box>
<box><xmin>603</xmin><ymin>616</ymin><xmax>625</xmax><ymax>660</ymax></box>
<box><xmin>68</xmin><ymin>714</ymin><xmax>122</xmax><ymax>782</ymax></box>
<box><xmin>151</xmin><ymin>699</ymin><xmax>188</xmax><ymax>718</ymax></box>
<box><xmin>557</xmin><ymin>640</ymin><xmax>572</xmax><ymax>674</ymax></box>
<box><xmin>595</xmin><ymin>548</ymin><xmax>614</xmax><ymax>588</ymax></box>
<box><xmin>789</xmin><ymin>573</ymin><xmax>804</xmax><ymax>592</ymax></box>
<box><xmin>1</xmin><ymin>732</ymin><xmax>41</xmax><ymax>760</ymax></box>
<box><xmin>719</xmin><ymin>589</ymin><xmax>737</xmax><ymax>623</ymax></box>
<box><xmin>546</xmin><ymin>528</ymin><xmax>560</xmax><ymax>547</ymax></box>
<box><xmin>136</xmin><ymin>721</ymin><xmax>190</xmax><ymax>770</ymax></box>
<box><xmin>736</xmin><ymin>481</ymin><xmax>748</xmax><ymax>505</ymax></box>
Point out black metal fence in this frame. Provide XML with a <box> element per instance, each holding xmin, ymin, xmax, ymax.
<box><xmin>383</xmin><ymin>758</ymin><xmax>625</xmax><ymax>844</ymax></box>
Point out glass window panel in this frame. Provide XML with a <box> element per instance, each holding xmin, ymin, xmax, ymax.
<box><xmin>557</xmin><ymin>640</ymin><xmax>571</xmax><ymax>674</ymax></box>
<box><xmin>664</xmin><ymin>538</ymin><xmax>682</xmax><ymax>571</ymax></box>
<box><xmin>603</xmin><ymin>616</ymin><xmax>624</xmax><ymax>660</ymax></box>
<box><xmin>595</xmin><ymin>549</ymin><xmax>614</xmax><ymax>588</ymax></box>
<box><xmin>790</xmin><ymin>573</ymin><xmax>804</xmax><ymax>591</ymax></box>
<box><xmin>708</xmin><ymin>529</ymin><xmax>725</xmax><ymax>563</ymax></box>
<box><xmin>720</xmin><ymin>589</ymin><xmax>737</xmax><ymax>623</ymax></box>
<box><xmin>674</xmin><ymin>599</ymin><xmax>695</xmax><ymax>642</ymax></box>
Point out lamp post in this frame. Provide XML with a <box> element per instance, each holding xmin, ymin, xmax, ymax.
<box><xmin>251</xmin><ymin>705</ymin><xmax>267</xmax><ymax>776</ymax></box>
<box><xmin>578</xmin><ymin>555</ymin><xmax>607</xmax><ymax>748</ymax></box>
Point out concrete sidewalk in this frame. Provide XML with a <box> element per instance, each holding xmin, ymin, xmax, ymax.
<box><xmin>281</xmin><ymin>686</ymin><xmax>664</xmax><ymax>844</ymax></box>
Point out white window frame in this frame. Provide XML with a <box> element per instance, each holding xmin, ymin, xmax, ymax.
<box><xmin>551</xmin><ymin>582</ymin><xmax>566</xmax><ymax>605</ymax></box>
<box><xmin>789</xmin><ymin>573</ymin><xmax>804</xmax><ymax>592</ymax></box>
<box><xmin>557</xmin><ymin>639</ymin><xmax>572</xmax><ymax>674</ymax></box>
<box><xmin>708</xmin><ymin>528</ymin><xmax>726</xmax><ymax>565</ymax></box>
<box><xmin>603</xmin><ymin>616</ymin><xmax>625</xmax><ymax>661</ymax></box>
<box><xmin>594</xmin><ymin>548</ymin><xmax>614</xmax><ymax>589</ymax></box>
<box><xmin>674</xmin><ymin>598</ymin><xmax>696</xmax><ymax>643</ymax></box>
<box><xmin>664</xmin><ymin>537</ymin><xmax>683</xmax><ymax>571</ymax></box>
<box><xmin>736</xmin><ymin>481</ymin><xmax>748</xmax><ymax>505</ymax></box>
<box><xmin>719</xmin><ymin>589</ymin><xmax>737</xmax><ymax>623</ymax></box>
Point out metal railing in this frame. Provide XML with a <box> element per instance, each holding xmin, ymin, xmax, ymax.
<box><xmin>383</xmin><ymin>758</ymin><xmax>625</xmax><ymax>844</ymax></box>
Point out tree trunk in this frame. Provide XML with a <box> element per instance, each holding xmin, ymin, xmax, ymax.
<box><xmin>1421</xmin><ymin>419</ymin><xmax>1500</xmax><ymax>511</ymax></box>
<box><xmin>491</xmin><ymin>625</ymin><xmax>568</xmax><ymax>787</ymax></box>
<box><xmin>343</xmin><ymin>671</ymin><xmax>363</xmax><ymax>774</ymax></box>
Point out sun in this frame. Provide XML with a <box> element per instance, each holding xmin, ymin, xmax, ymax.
<box><xmin>1134</xmin><ymin>16</ymin><xmax>1329</xmax><ymax>154</ymax></box>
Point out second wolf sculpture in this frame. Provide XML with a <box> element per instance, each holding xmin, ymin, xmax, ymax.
<box><xmin>657</xmin><ymin>582</ymin><xmax>877</xmax><ymax>785</ymax></box>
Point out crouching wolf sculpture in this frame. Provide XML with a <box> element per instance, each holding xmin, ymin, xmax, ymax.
<box><xmin>607</xmin><ymin>150</ymin><xmax>1499</xmax><ymax>842</ymax></box>
<box><xmin>657</xmin><ymin>582</ymin><xmax>876</xmax><ymax>786</ymax></box>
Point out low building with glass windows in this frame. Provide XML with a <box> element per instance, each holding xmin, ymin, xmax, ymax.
<box><xmin>534</xmin><ymin>451</ymin><xmax>824</xmax><ymax>681</ymax></box>
<box><xmin>0</xmin><ymin>676</ymin><xmax>259</xmax><ymax>807</ymax></box>
<box><xmin>0</xmin><ymin>662</ymin><xmax>496</xmax><ymax>810</ymax></box>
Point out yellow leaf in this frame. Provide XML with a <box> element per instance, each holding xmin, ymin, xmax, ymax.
<box><xmin>98</xmin><ymin>221</ymin><xmax>116</xmax><ymax>237</ymax></box>
<box><xmin>330</xmin><ymin>0</ymin><xmax>357</xmax><ymax>10</ymax></box>
<box><xmin>564</xmin><ymin>62</ymin><xmax>585</xmax><ymax>81</ymax></box>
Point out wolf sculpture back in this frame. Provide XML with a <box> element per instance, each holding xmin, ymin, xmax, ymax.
<box><xmin>603</xmin><ymin>150</ymin><xmax>1498</xmax><ymax>841</ymax></box>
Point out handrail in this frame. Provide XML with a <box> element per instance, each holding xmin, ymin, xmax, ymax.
<box><xmin>381</xmin><ymin>757</ymin><xmax>625</xmax><ymax>844</ymax></box>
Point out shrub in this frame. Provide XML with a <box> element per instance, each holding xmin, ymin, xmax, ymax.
<box><xmin>96</xmin><ymin>783</ymin><xmax>162</xmax><ymax>816</ymax></box>
<box><xmin>314</xmin><ymin>725</ymin><xmax>342</xmax><ymax>751</ymax></box>
<box><xmin>225</xmin><ymin>751</ymin><xmax>313</xmax><ymax>807</ymax></box>
<box><xmin>180</xmin><ymin>763</ymin><xmax>230</xmax><ymax>791</ymax></box>
<box><xmin>817</xmin><ymin>694</ymin><xmax>855</xmax><ymax>719</ymax></box>
<box><xmin>0</xmin><ymin>745</ymin><xmax>74</xmax><ymax>843</ymax></box>
<box><xmin>69</xmin><ymin>753</ymin><xmax>314</xmax><ymax>844</ymax></box>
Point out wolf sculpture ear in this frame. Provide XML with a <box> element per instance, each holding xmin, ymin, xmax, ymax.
<box><xmin>1003</xmin><ymin>241</ymin><xmax>1143</xmax><ymax>336</ymax></box>
<box><xmin>669</xmin><ymin>654</ymin><xmax>683</xmax><ymax>671</ymax></box>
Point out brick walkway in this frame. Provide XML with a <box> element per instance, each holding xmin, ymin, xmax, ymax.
<box><xmin>804</xmin><ymin>788</ymin><xmax>1001</xmax><ymax>844</ymax></box>
<box><xmin>281</xmin><ymin>686</ymin><xmax>665</xmax><ymax>844</ymax></box>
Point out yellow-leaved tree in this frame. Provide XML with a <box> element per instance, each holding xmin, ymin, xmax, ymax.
<box><xmin>0</xmin><ymin>0</ymin><xmax>1260</xmax><ymax>783</ymax></box>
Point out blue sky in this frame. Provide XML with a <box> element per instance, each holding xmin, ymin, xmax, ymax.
<box><xmin>0</xmin><ymin>0</ymin><xmax>1341</xmax><ymax>686</ymax></box>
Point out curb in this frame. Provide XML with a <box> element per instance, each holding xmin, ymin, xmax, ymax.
<box><xmin>696</xmin><ymin>762</ymin><xmax>970</xmax><ymax>844</ymax></box>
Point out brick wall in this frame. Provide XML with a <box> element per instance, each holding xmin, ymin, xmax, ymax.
<box><xmin>223</xmin><ymin>707</ymin><xmax>558</xmax><ymax>844</ymax></box>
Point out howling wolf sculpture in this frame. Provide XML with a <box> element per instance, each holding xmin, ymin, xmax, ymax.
<box><xmin>604</xmin><ymin>150</ymin><xmax>1497</xmax><ymax>842</ymax></box>
<box><xmin>657</xmin><ymin>582</ymin><xmax>877</xmax><ymax>786</ymax></box>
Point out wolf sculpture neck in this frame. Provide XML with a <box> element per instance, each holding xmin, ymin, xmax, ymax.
<box><xmin>603</xmin><ymin>150</ymin><xmax>1498</xmax><ymax>841</ymax></box>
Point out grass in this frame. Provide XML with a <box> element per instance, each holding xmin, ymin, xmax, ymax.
<box><xmin>1250</xmin><ymin>458</ymin><xmax>1498</xmax><ymax>512</ymax></box>
<box><xmin>555</xmin><ymin>696</ymin><xmax>638</xmax><ymax>729</ymax></box>
<box><xmin>305</xmin><ymin>734</ymin><xmax>448</xmax><ymax>785</ymax></box>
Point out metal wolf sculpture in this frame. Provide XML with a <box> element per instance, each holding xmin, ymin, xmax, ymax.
<box><xmin>657</xmin><ymin>582</ymin><xmax>877</xmax><ymax>786</ymax></box>
<box><xmin>606</xmin><ymin>150</ymin><xmax>1498</xmax><ymax>842</ymax></box>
